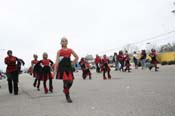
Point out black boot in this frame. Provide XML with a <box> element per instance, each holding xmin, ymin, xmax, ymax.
<box><xmin>155</xmin><ymin>67</ymin><xmax>158</xmax><ymax>72</ymax></box>
<box><xmin>65</xmin><ymin>93</ymin><xmax>72</xmax><ymax>103</ymax></box>
<box><xmin>149</xmin><ymin>66</ymin><xmax>153</xmax><ymax>71</ymax></box>
<box><xmin>14</xmin><ymin>83</ymin><xmax>18</xmax><ymax>95</ymax></box>
<box><xmin>8</xmin><ymin>80</ymin><xmax>13</xmax><ymax>94</ymax></box>
<box><xmin>33</xmin><ymin>79</ymin><xmax>37</xmax><ymax>87</ymax></box>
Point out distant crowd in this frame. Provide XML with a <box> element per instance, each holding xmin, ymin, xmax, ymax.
<box><xmin>1</xmin><ymin>37</ymin><xmax>159</xmax><ymax>103</ymax></box>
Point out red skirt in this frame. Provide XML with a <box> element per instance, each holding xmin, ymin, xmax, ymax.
<box><xmin>56</xmin><ymin>71</ymin><xmax>74</xmax><ymax>81</ymax></box>
<box><xmin>152</xmin><ymin>61</ymin><xmax>158</xmax><ymax>65</ymax></box>
<box><xmin>41</xmin><ymin>73</ymin><xmax>53</xmax><ymax>81</ymax></box>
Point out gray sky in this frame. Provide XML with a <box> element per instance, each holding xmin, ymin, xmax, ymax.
<box><xmin>0</xmin><ymin>0</ymin><xmax>175</xmax><ymax>70</ymax></box>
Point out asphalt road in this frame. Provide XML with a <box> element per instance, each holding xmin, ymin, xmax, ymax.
<box><xmin>0</xmin><ymin>65</ymin><xmax>175</xmax><ymax>116</ymax></box>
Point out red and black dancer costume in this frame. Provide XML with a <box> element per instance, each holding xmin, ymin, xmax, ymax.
<box><xmin>117</xmin><ymin>51</ymin><xmax>124</xmax><ymax>72</ymax></box>
<box><xmin>95</xmin><ymin>55</ymin><xmax>101</xmax><ymax>73</ymax></box>
<box><xmin>32</xmin><ymin>60</ymin><xmax>43</xmax><ymax>91</ymax></box>
<box><xmin>149</xmin><ymin>49</ymin><xmax>159</xmax><ymax>71</ymax></box>
<box><xmin>37</xmin><ymin>59</ymin><xmax>54</xmax><ymax>93</ymax></box>
<box><xmin>101</xmin><ymin>55</ymin><xmax>111</xmax><ymax>80</ymax></box>
<box><xmin>31</xmin><ymin>59</ymin><xmax>41</xmax><ymax>90</ymax></box>
<box><xmin>56</xmin><ymin>48</ymin><xmax>75</xmax><ymax>103</ymax></box>
<box><xmin>79</xmin><ymin>58</ymin><xmax>92</xmax><ymax>80</ymax></box>
<box><xmin>124</xmin><ymin>51</ymin><xmax>131</xmax><ymax>72</ymax></box>
<box><xmin>4</xmin><ymin>50</ymin><xmax>25</xmax><ymax>95</ymax></box>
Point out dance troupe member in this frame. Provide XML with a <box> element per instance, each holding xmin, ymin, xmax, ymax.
<box><xmin>79</xmin><ymin>58</ymin><xmax>92</xmax><ymax>80</ymax></box>
<box><xmin>117</xmin><ymin>51</ymin><xmax>124</xmax><ymax>72</ymax></box>
<box><xmin>124</xmin><ymin>51</ymin><xmax>131</xmax><ymax>72</ymax></box>
<box><xmin>95</xmin><ymin>55</ymin><xmax>101</xmax><ymax>73</ymax></box>
<box><xmin>31</xmin><ymin>54</ymin><xmax>41</xmax><ymax>91</ymax></box>
<box><xmin>40</xmin><ymin>52</ymin><xmax>54</xmax><ymax>93</ymax></box>
<box><xmin>149</xmin><ymin>49</ymin><xmax>159</xmax><ymax>71</ymax></box>
<box><xmin>101</xmin><ymin>55</ymin><xmax>111</xmax><ymax>80</ymax></box>
<box><xmin>35</xmin><ymin>53</ymin><xmax>54</xmax><ymax>93</ymax></box>
<box><xmin>55</xmin><ymin>37</ymin><xmax>79</xmax><ymax>103</ymax></box>
<box><xmin>4</xmin><ymin>50</ymin><xmax>25</xmax><ymax>95</ymax></box>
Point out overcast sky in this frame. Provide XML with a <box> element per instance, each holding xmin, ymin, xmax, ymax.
<box><xmin>0</xmin><ymin>0</ymin><xmax>175</xmax><ymax>70</ymax></box>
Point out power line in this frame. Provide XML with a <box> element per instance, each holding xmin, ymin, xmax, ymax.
<box><xmin>96</xmin><ymin>31</ymin><xmax>175</xmax><ymax>54</ymax></box>
<box><xmin>131</xmin><ymin>31</ymin><xmax>175</xmax><ymax>45</ymax></box>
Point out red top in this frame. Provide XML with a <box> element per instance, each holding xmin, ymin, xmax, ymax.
<box><xmin>117</xmin><ymin>54</ymin><xmax>124</xmax><ymax>61</ymax></box>
<box><xmin>150</xmin><ymin>51</ymin><xmax>156</xmax><ymax>57</ymax></box>
<box><xmin>85</xmin><ymin>61</ymin><xmax>90</xmax><ymax>68</ymax></box>
<box><xmin>102</xmin><ymin>58</ymin><xmax>109</xmax><ymax>64</ymax></box>
<box><xmin>124</xmin><ymin>54</ymin><xmax>130</xmax><ymax>61</ymax></box>
<box><xmin>41</xmin><ymin>59</ymin><xmax>52</xmax><ymax>66</ymax></box>
<box><xmin>59</xmin><ymin>48</ymin><xmax>72</xmax><ymax>58</ymax></box>
<box><xmin>4</xmin><ymin>56</ymin><xmax>18</xmax><ymax>73</ymax></box>
<box><xmin>31</xmin><ymin>60</ymin><xmax>39</xmax><ymax>65</ymax></box>
<box><xmin>95</xmin><ymin>56</ymin><xmax>101</xmax><ymax>64</ymax></box>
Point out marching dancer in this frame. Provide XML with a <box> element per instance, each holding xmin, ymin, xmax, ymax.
<box><xmin>101</xmin><ymin>55</ymin><xmax>111</xmax><ymax>80</ymax></box>
<box><xmin>95</xmin><ymin>55</ymin><xmax>101</xmax><ymax>73</ymax></box>
<box><xmin>149</xmin><ymin>49</ymin><xmax>159</xmax><ymax>71</ymax></box>
<box><xmin>31</xmin><ymin>54</ymin><xmax>41</xmax><ymax>90</ymax></box>
<box><xmin>38</xmin><ymin>53</ymin><xmax>54</xmax><ymax>93</ymax></box>
<box><xmin>117</xmin><ymin>51</ymin><xmax>124</xmax><ymax>72</ymax></box>
<box><xmin>79</xmin><ymin>58</ymin><xmax>92</xmax><ymax>80</ymax></box>
<box><xmin>124</xmin><ymin>51</ymin><xmax>131</xmax><ymax>72</ymax></box>
<box><xmin>4</xmin><ymin>50</ymin><xmax>25</xmax><ymax>95</ymax></box>
<box><xmin>55</xmin><ymin>37</ymin><xmax>79</xmax><ymax>103</ymax></box>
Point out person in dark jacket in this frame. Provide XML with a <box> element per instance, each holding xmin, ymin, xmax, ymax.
<box><xmin>4</xmin><ymin>50</ymin><xmax>25</xmax><ymax>95</ymax></box>
<box><xmin>113</xmin><ymin>52</ymin><xmax>119</xmax><ymax>71</ymax></box>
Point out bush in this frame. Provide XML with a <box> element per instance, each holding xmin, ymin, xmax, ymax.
<box><xmin>161</xmin><ymin>61</ymin><xmax>175</xmax><ymax>65</ymax></box>
<box><xmin>168</xmin><ymin>61</ymin><xmax>175</xmax><ymax>65</ymax></box>
<box><xmin>161</xmin><ymin>61</ymin><xmax>168</xmax><ymax>65</ymax></box>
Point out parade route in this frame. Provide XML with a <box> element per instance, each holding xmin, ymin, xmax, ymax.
<box><xmin>0</xmin><ymin>65</ymin><xmax>175</xmax><ymax>116</ymax></box>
